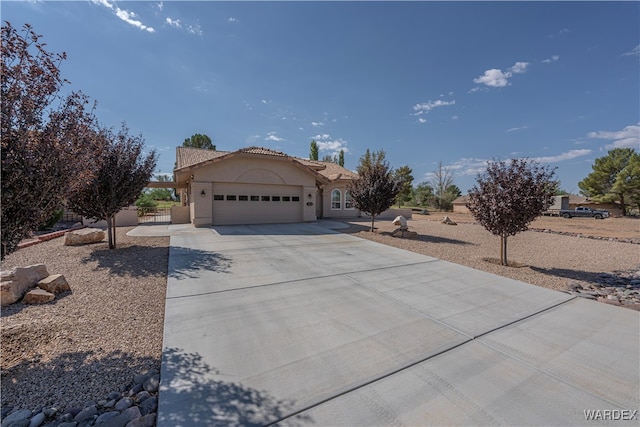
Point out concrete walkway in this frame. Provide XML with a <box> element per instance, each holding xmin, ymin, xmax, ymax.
<box><xmin>143</xmin><ymin>222</ymin><xmax>639</xmax><ymax>426</ymax></box>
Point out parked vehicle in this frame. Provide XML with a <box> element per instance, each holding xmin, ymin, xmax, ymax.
<box><xmin>559</xmin><ymin>206</ymin><xmax>609</xmax><ymax>219</ymax></box>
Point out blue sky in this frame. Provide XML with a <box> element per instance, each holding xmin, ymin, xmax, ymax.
<box><xmin>3</xmin><ymin>1</ymin><xmax>639</xmax><ymax>193</ymax></box>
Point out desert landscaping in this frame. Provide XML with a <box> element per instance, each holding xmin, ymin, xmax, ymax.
<box><xmin>1</xmin><ymin>213</ymin><xmax>638</xmax><ymax>422</ymax></box>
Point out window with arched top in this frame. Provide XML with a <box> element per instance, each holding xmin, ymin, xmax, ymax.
<box><xmin>331</xmin><ymin>189</ymin><xmax>342</xmax><ymax>210</ymax></box>
<box><xmin>345</xmin><ymin>191</ymin><xmax>354</xmax><ymax>209</ymax></box>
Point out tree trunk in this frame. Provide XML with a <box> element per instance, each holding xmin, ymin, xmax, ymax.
<box><xmin>107</xmin><ymin>216</ymin><xmax>114</xmax><ymax>249</ymax></box>
<box><xmin>501</xmin><ymin>233</ymin><xmax>508</xmax><ymax>266</ymax></box>
<box><xmin>618</xmin><ymin>193</ymin><xmax>627</xmax><ymax>216</ymax></box>
<box><xmin>112</xmin><ymin>214</ymin><xmax>117</xmax><ymax>249</ymax></box>
<box><xmin>370</xmin><ymin>215</ymin><xmax>376</xmax><ymax>232</ymax></box>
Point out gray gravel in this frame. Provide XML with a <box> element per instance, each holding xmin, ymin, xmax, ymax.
<box><xmin>1</xmin><ymin>227</ymin><xmax>168</xmax><ymax>413</ymax></box>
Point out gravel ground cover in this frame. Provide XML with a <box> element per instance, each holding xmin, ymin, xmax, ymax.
<box><xmin>341</xmin><ymin>213</ymin><xmax>639</xmax><ymax>298</ymax></box>
<box><xmin>1</xmin><ymin>227</ymin><xmax>168</xmax><ymax>413</ymax></box>
<box><xmin>1</xmin><ymin>215</ymin><xmax>638</xmax><ymax>417</ymax></box>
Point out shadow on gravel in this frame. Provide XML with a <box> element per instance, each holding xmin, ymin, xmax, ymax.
<box><xmin>530</xmin><ymin>266</ymin><xmax>632</xmax><ymax>288</ymax></box>
<box><xmin>341</xmin><ymin>223</ymin><xmax>473</xmax><ymax>246</ymax></box>
<box><xmin>159</xmin><ymin>347</ymin><xmax>312</xmax><ymax>426</ymax></box>
<box><xmin>81</xmin><ymin>245</ymin><xmax>169</xmax><ymax>278</ymax></box>
<box><xmin>1</xmin><ymin>350</ymin><xmax>159</xmax><ymax>412</ymax></box>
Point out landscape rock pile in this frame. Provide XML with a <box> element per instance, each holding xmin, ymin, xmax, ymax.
<box><xmin>0</xmin><ymin>370</ymin><xmax>160</xmax><ymax>427</ymax></box>
<box><xmin>0</xmin><ymin>264</ymin><xmax>70</xmax><ymax>306</ymax></box>
<box><xmin>566</xmin><ymin>268</ymin><xmax>640</xmax><ymax>309</ymax></box>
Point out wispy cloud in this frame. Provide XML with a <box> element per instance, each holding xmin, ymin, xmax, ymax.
<box><xmin>506</xmin><ymin>126</ymin><xmax>528</xmax><ymax>133</ymax></box>
<box><xmin>228</xmin><ymin>17</ymin><xmax>238</xmax><ymax>23</ymax></box>
<box><xmin>472</xmin><ymin>61</ymin><xmax>529</xmax><ymax>88</ymax></box>
<box><xmin>413</xmin><ymin>99</ymin><xmax>456</xmax><ymax>115</ymax></box>
<box><xmin>418</xmin><ymin>118</ymin><xmax>427</xmax><ymax>124</ymax></box>
<box><xmin>311</xmin><ymin>121</ymin><xmax>325</xmax><ymax>127</ymax></box>
<box><xmin>587</xmin><ymin>123</ymin><xmax>640</xmax><ymax>149</ymax></box>
<box><xmin>542</xmin><ymin>55</ymin><xmax>560</xmax><ymax>63</ymax></box>
<box><xmin>91</xmin><ymin>0</ymin><xmax>155</xmax><ymax>33</ymax></box>
<box><xmin>621</xmin><ymin>45</ymin><xmax>640</xmax><ymax>57</ymax></box>
<box><xmin>531</xmin><ymin>149</ymin><xmax>592</xmax><ymax>163</ymax></box>
<box><xmin>265</xmin><ymin>131</ymin><xmax>285</xmax><ymax>142</ymax></box>
<box><xmin>156</xmin><ymin>2</ymin><xmax>163</xmax><ymax>12</ymax></box>
<box><xmin>311</xmin><ymin>134</ymin><xmax>349</xmax><ymax>154</ymax></box>
<box><xmin>186</xmin><ymin>23</ymin><xmax>203</xmax><ymax>36</ymax></box>
<box><xmin>166</xmin><ymin>17</ymin><xmax>181</xmax><ymax>28</ymax></box>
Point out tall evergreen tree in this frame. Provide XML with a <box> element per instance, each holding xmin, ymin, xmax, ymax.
<box><xmin>309</xmin><ymin>140</ymin><xmax>319</xmax><ymax>160</ymax></box>
<box><xmin>578</xmin><ymin>148</ymin><xmax>639</xmax><ymax>216</ymax></box>
<box><xmin>393</xmin><ymin>166</ymin><xmax>414</xmax><ymax>207</ymax></box>
<box><xmin>338</xmin><ymin>149</ymin><xmax>345</xmax><ymax>167</ymax></box>
<box><xmin>183</xmin><ymin>133</ymin><xmax>215</xmax><ymax>150</ymax></box>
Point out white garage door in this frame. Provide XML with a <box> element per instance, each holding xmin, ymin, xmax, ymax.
<box><xmin>212</xmin><ymin>183</ymin><xmax>303</xmax><ymax>225</ymax></box>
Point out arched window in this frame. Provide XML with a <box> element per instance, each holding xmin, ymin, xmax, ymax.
<box><xmin>331</xmin><ymin>189</ymin><xmax>342</xmax><ymax>210</ymax></box>
<box><xmin>345</xmin><ymin>191</ymin><xmax>354</xmax><ymax>209</ymax></box>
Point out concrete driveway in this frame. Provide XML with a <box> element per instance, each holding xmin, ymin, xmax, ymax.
<box><xmin>154</xmin><ymin>222</ymin><xmax>639</xmax><ymax>426</ymax></box>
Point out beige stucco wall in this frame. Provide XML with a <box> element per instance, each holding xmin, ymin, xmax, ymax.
<box><xmin>189</xmin><ymin>156</ymin><xmax>319</xmax><ymax>226</ymax></box>
<box><xmin>83</xmin><ymin>206</ymin><xmax>138</xmax><ymax>228</ymax></box>
<box><xmin>170</xmin><ymin>205</ymin><xmax>190</xmax><ymax>224</ymax></box>
<box><xmin>321</xmin><ymin>182</ymin><xmax>360</xmax><ymax>219</ymax></box>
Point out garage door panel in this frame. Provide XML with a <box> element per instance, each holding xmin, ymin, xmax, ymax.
<box><xmin>212</xmin><ymin>183</ymin><xmax>302</xmax><ymax>225</ymax></box>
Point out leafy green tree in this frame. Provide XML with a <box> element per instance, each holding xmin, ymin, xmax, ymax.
<box><xmin>613</xmin><ymin>154</ymin><xmax>640</xmax><ymax>213</ymax></box>
<box><xmin>135</xmin><ymin>194</ymin><xmax>158</xmax><ymax>216</ymax></box>
<box><xmin>467</xmin><ymin>158</ymin><xmax>556</xmax><ymax>266</ymax></box>
<box><xmin>578</xmin><ymin>148</ymin><xmax>640</xmax><ymax>215</ymax></box>
<box><xmin>357</xmin><ymin>149</ymin><xmax>387</xmax><ymax>174</ymax></box>
<box><xmin>393</xmin><ymin>166</ymin><xmax>414</xmax><ymax>207</ymax></box>
<box><xmin>348</xmin><ymin>149</ymin><xmax>400</xmax><ymax>231</ymax></box>
<box><xmin>309</xmin><ymin>140</ymin><xmax>319</xmax><ymax>160</ymax></box>
<box><xmin>183</xmin><ymin>133</ymin><xmax>215</xmax><ymax>150</ymax></box>
<box><xmin>430</xmin><ymin>161</ymin><xmax>457</xmax><ymax>210</ymax></box>
<box><xmin>338</xmin><ymin>149</ymin><xmax>345</xmax><ymax>167</ymax></box>
<box><xmin>412</xmin><ymin>182</ymin><xmax>434</xmax><ymax>207</ymax></box>
<box><xmin>1</xmin><ymin>22</ymin><xmax>98</xmax><ymax>258</ymax></box>
<box><xmin>322</xmin><ymin>154</ymin><xmax>335</xmax><ymax>162</ymax></box>
<box><xmin>68</xmin><ymin>124</ymin><xmax>157</xmax><ymax>249</ymax></box>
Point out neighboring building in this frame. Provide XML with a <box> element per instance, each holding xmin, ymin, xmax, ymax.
<box><xmin>452</xmin><ymin>195</ymin><xmax>470</xmax><ymax>213</ymax></box>
<box><xmin>173</xmin><ymin>146</ymin><xmax>360</xmax><ymax>226</ymax></box>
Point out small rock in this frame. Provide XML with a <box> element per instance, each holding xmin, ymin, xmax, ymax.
<box><xmin>2</xmin><ymin>409</ymin><xmax>33</xmax><ymax>427</ymax></box>
<box><xmin>138</xmin><ymin>397</ymin><xmax>157</xmax><ymax>416</ymax></box>
<box><xmin>107</xmin><ymin>392</ymin><xmax>121</xmax><ymax>401</ymax></box>
<box><xmin>127</xmin><ymin>384</ymin><xmax>143</xmax><ymax>396</ymax></box>
<box><xmin>73</xmin><ymin>406</ymin><xmax>97</xmax><ymax>423</ymax></box>
<box><xmin>142</xmin><ymin>375</ymin><xmax>159</xmax><ymax>393</ymax></box>
<box><xmin>441</xmin><ymin>216</ymin><xmax>457</xmax><ymax>225</ymax></box>
<box><xmin>95</xmin><ymin>411</ymin><xmax>120</xmax><ymax>424</ymax></box>
<box><xmin>57</xmin><ymin>423</ymin><xmax>78</xmax><ymax>427</ymax></box>
<box><xmin>21</xmin><ymin>288</ymin><xmax>55</xmax><ymax>304</ymax></box>
<box><xmin>37</xmin><ymin>274</ymin><xmax>70</xmax><ymax>294</ymax></box>
<box><xmin>42</xmin><ymin>408</ymin><xmax>58</xmax><ymax>418</ymax></box>
<box><xmin>134</xmin><ymin>391</ymin><xmax>150</xmax><ymax>403</ymax></box>
<box><xmin>28</xmin><ymin>412</ymin><xmax>45</xmax><ymax>427</ymax></box>
<box><xmin>102</xmin><ymin>400</ymin><xmax>116</xmax><ymax>409</ymax></box>
<box><xmin>125</xmin><ymin>413</ymin><xmax>156</xmax><ymax>427</ymax></box>
<box><xmin>6</xmin><ymin>420</ymin><xmax>30</xmax><ymax>427</ymax></box>
<box><xmin>114</xmin><ymin>397</ymin><xmax>133</xmax><ymax>412</ymax></box>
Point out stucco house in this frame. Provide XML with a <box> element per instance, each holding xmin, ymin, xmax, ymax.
<box><xmin>173</xmin><ymin>146</ymin><xmax>360</xmax><ymax>226</ymax></box>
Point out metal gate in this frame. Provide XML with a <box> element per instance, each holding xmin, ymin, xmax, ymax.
<box><xmin>137</xmin><ymin>207</ymin><xmax>171</xmax><ymax>224</ymax></box>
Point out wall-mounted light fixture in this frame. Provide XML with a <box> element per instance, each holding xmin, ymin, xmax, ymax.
<box><xmin>201</xmin><ymin>190</ymin><xmax>206</xmax><ymax>198</ymax></box>
<box><xmin>308</xmin><ymin>193</ymin><xmax>313</xmax><ymax>199</ymax></box>
<box><xmin>191</xmin><ymin>174</ymin><xmax>195</xmax><ymax>180</ymax></box>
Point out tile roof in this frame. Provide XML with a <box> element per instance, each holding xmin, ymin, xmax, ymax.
<box><xmin>175</xmin><ymin>146</ymin><xmax>359</xmax><ymax>182</ymax></box>
<box><xmin>175</xmin><ymin>147</ymin><xmax>229</xmax><ymax>170</ymax></box>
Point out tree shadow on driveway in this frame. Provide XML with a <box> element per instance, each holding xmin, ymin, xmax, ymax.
<box><xmin>530</xmin><ymin>266</ymin><xmax>634</xmax><ymax>288</ymax></box>
<box><xmin>168</xmin><ymin>246</ymin><xmax>232</xmax><ymax>280</ymax></box>
<box><xmin>159</xmin><ymin>347</ymin><xmax>312</xmax><ymax>426</ymax></box>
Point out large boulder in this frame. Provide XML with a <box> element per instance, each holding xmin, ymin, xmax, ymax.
<box><xmin>22</xmin><ymin>288</ymin><xmax>55</xmax><ymax>304</ymax></box>
<box><xmin>392</xmin><ymin>216</ymin><xmax>408</xmax><ymax>230</ymax></box>
<box><xmin>0</xmin><ymin>264</ymin><xmax>49</xmax><ymax>306</ymax></box>
<box><xmin>64</xmin><ymin>228</ymin><xmax>105</xmax><ymax>246</ymax></box>
<box><xmin>442</xmin><ymin>216</ymin><xmax>457</xmax><ymax>225</ymax></box>
<box><xmin>38</xmin><ymin>274</ymin><xmax>71</xmax><ymax>294</ymax></box>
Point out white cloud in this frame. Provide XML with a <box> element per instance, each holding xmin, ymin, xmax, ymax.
<box><xmin>413</xmin><ymin>99</ymin><xmax>455</xmax><ymax>115</ymax></box>
<box><xmin>532</xmin><ymin>149</ymin><xmax>592</xmax><ymax>163</ymax></box>
<box><xmin>228</xmin><ymin>17</ymin><xmax>238</xmax><ymax>23</ymax></box>
<box><xmin>621</xmin><ymin>45</ymin><xmax>640</xmax><ymax>57</ymax></box>
<box><xmin>587</xmin><ymin>123</ymin><xmax>640</xmax><ymax>149</ymax></box>
<box><xmin>92</xmin><ymin>0</ymin><xmax>155</xmax><ymax>33</ymax></box>
<box><xmin>506</xmin><ymin>126</ymin><xmax>528</xmax><ymax>133</ymax></box>
<box><xmin>156</xmin><ymin>2</ymin><xmax>163</xmax><ymax>12</ymax></box>
<box><xmin>473</xmin><ymin>61</ymin><xmax>529</xmax><ymax>88</ymax></box>
<box><xmin>186</xmin><ymin>24</ymin><xmax>203</xmax><ymax>36</ymax></box>
<box><xmin>451</xmin><ymin>115</ymin><xmax>459</xmax><ymax>120</ymax></box>
<box><xmin>311</xmin><ymin>121</ymin><xmax>325</xmax><ymax>127</ymax></box>
<box><xmin>417</xmin><ymin>118</ymin><xmax>427</xmax><ymax>124</ymax></box>
<box><xmin>166</xmin><ymin>17</ymin><xmax>181</xmax><ymax>28</ymax></box>
<box><xmin>311</xmin><ymin>134</ymin><xmax>349</xmax><ymax>154</ymax></box>
<box><xmin>542</xmin><ymin>55</ymin><xmax>560</xmax><ymax>63</ymax></box>
<box><xmin>265</xmin><ymin>132</ymin><xmax>285</xmax><ymax>142</ymax></box>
